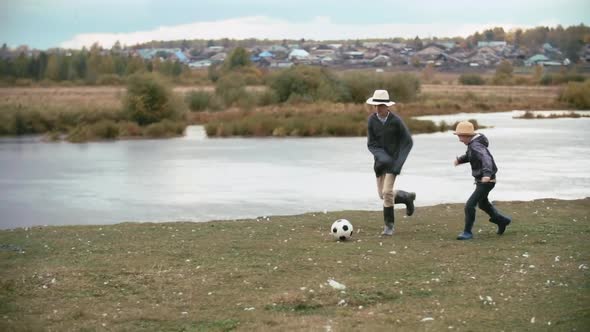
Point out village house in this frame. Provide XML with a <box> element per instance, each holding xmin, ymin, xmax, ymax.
<box><xmin>414</xmin><ymin>45</ymin><xmax>445</xmax><ymax>63</ymax></box>
<box><xmin>288</xmin><ymin>48</ymin><xmax>311</xmax><ymax>61</ymax></box>
<box><xmin>579</xmin><ymin>44</ymin><xmax>590</xmax><ymax>62</ymax></box>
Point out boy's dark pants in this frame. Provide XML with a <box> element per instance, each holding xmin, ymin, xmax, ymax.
<box><xmin>464</xmin><ymin>182</ymin><xmax>502</xmax><ymax>233</ymax></box>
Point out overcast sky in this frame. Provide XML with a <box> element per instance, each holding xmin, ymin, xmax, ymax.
<box><xmin>1</xmin><ymin>0</ymin><xmax>589</xmax><ymax>49</ymax></box>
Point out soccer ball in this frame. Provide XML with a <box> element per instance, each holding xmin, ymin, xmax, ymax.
<box><xmin>331</xmin><ymin>219</ymin><xmax>354</xmax><ymax>241</ymax></box>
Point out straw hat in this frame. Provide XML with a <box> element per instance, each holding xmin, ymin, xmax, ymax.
<box><xmin>366</xmin><ymin>90</ymin><xmax>395</xmax><ymax>106</ymax></box>
<box><xmin>453</xmin><ymin>121</ymin><xmax>476</xmax><ymax>136</ymax></box>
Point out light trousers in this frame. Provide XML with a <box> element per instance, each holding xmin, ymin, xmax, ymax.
<box><xmin>376</xmin><ymin>173</ymin><xmax>396</xmax><ymax>207</ymax></box>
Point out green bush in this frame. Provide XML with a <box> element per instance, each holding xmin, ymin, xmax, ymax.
<box><xmin>380</xmin><ymin>73</ymin><xmax>420</xmax><ymax>102</ymax></box>
<box><xmin>540</xmin><ymin>73</ymin><xmax>586</xmax><ymax>85</ymax></box>
<box><xmin>255</xmin><ymin>90</ymin><xmax>280</xmax><ymax>106</ymax></box>
<box><xmin>144</xmin><ymin>119</ymin><xmax>186</xmax><ymax>138</ymax></box>
<box><xmin>204</xmin><ymin>109</ymin><xmax>445</xmax><ymax>137</ymax></box>
<box><xmin>559</xmin><ymin>81</ymin><xmax>590</xmax><ymax>109</ymax></box>
<box><xmin>96</xmin><ymin>74</ymin><xmax>124</xmax><ymax>85</ymax></box>
<box><xmin>91</xmin><ymin>120</ymin><xmax>120</xmax><ymax>139</ymax></box>
<box><xmin>66</xmin><ymin>120</ymin><xmax>121</xmax><ymax>142</ymax></box>
<box><xmin>459</xmin><ymin>74</ymin><xmax>485</xmax><ymax>85</ymax></box>
<box><xmin>123</xmin><ymin>72</ymin><xmax>186</xmax><ymax>125</ymax></box>
<box><xmin>269</xmin><ymin>66</ymin><xmax>345</xmax><ymax>103</ymax></box>
<box><xmin>340</xmin><ymin>72</ymin><xmax>420</xmax><ymax>103</ymax></box>
<box><xmin>186</xmin><ymin>90</ymin><xmax>212</xmax><ymax>112</ymax></box>
<box><xmin>215</xmin><ymin>72</ymin><xmax>248</xmax><ymax>108</ymax></box>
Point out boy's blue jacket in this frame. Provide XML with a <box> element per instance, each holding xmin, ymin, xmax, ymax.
<box><xmin>457</xmin><ymin>134</ymin><xmax>498</xmax><ymax>180</ymax></box>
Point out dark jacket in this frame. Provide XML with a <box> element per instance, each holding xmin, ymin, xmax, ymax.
<box><xmin>367</xmin><ymin>112</ymin><xmax>413</xmax><ymax>177</ymax></box>
<box><xmin>457</xmin><ymin>134</ymin><xmax>498</xmax><ymax>181</ymax></box>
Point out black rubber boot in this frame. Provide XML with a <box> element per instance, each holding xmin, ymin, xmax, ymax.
<box><xmin>489</xmin><ymin>214</ymin><xmax>512</xmax><ymax>235</ymax></box>
<box><xmin>382</xmin><ymin>206</ymin><xmax>395</xmax><ymax>235</ymax></box>
<box><xmin>394</xmin><ymin>190</ymin><xmax>416</xmax><ymax>216</ymax></box>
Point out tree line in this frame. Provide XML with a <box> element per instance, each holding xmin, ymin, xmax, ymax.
<box><xmin>0</xmin><ymin>43</ymin><xmax>189</xmax><ymax>84</ymax></box>
<box><xmin>0</xmin><ymin>24</ymin><xmax>588</xmax><ymax>85</ymax></box>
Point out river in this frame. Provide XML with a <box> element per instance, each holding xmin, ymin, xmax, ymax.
<box><xmin>0</xmin><ymin>111</ymin><xmax>588</xmax><ymax>229</ymax></box>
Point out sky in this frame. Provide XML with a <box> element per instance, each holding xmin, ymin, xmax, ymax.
<box><xmin>1</xmin><ymin>0</ymin><xmax>589</xmax><ymax>50</ymax></box>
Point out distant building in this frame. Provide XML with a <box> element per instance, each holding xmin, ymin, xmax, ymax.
<box><xmin>189</xmin><ymin>60</ymin><xmax>212</xmax><ymax>68</ymax></box>
<box><xmin>477</xmin><ymin>41</ymin><xmax>507</xmax><ymax>48</ymax></box>
<box><xmin>524</xmin><ymin>54</ymin><xmax>550</xmax><ymax>66</ymax></box>
<box><xmin>209</xmin><ymin>52</ymin><xmax>227</xmax><ymax>63</ymax></box>
<box><xmin>343</xmin><ymin>51</ymin><xmax>364</xmax><ymax>60</ymax></box>
<box><xmin>288</xmin><ymin>49</ymin><xmax>310</xmax><ymax>60</ymax></box>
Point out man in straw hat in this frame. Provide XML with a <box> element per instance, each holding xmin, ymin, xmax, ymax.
<box><xmin>453</xmin><ymin>121</ymin><xmax>512</xmax><ymax>240</ymax></box>
<box><xmin>366</xmin><ymin>89</ymin><xmax>416</xmax><ymax>236</ymax></box>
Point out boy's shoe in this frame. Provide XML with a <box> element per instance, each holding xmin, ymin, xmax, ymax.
<box><xmin>490</xmin><ymin>215</ymin><xmax>512</xmax><ymax>235</ymax></box>
<box><xmin>456</xmin><ymin>231</ymin><xmax>473</xmax><ymax>240</ymax></box>
<box><xmin>394</xmin><ymin>190</ymin><xmax>416</xmax><ymax>216</ymax></box>
<box><xmin>381</xmin><ymin>226</ymin><xmax>394</xmax><ymax>236</ymax></box>
<box><xmin>496</xmin><ymin>216</ymin><xmax>512</xmax><ymax>235</ymax></box>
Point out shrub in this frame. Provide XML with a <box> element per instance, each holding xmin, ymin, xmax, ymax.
<box><xmin>186</xmin><ymin>90</ymin><xmax>212</xmax><ymax>112</ymax></box>
<box><xmin>340</xmin><ymin>72</ymin><xmax>420</xmax><ymax>103</ymax></box>
<box><xmin>215</xmin><ymin>72</ymin><xmax>249</xmax><ymax>108</ymax></box>
<box><xmin>14</xmin><ymin>79</ymin><xmax>33</xmax><ymax>87</ymax></box>
<box><xmin>255</xmin><ymin>90</ymin><xmax>280</xmax><ymax>106</ymax></box>
<box><xmin>66</xmin><ymin>126</ymin><xmax>91</xmax><ymax>143</ymax></box>
<box><xmin>269</xmin><ymin>66</ymin><xmax>345</xmax><ymax>103</ymax></box>
<box><xmin>96</xmin><ymin>74</ymin><xmax>124</xmax><ymax>85</ymax></box>
<box><xmin>380</xmin><ymin>73</ymin><xmax>420</xmax><ymax>102</ymax></box>
<box><xmin>89</xmin><ymin>120</ymin><xmax>120</xmax><ymax>139</ymax></box>
<box><xmin>559</xmin><ymin>81</ymin><xmax>590</xmax><ymax>109</ymax></box>
<box><xmin>123</xmin><ymin>72</ymin><xmax>186</xmax><ymax>125</ymax></box>
<box><xmin>144</xmin><ymin>120</ymin><xmax>187</xmax><ymax>138</ymax></box>
<box><xmin>540</xmin><ymin>73</ymin><xmax>586</xmax><ymax>85</ymax></box>
<box><xmin>118</xmin><ymin>121</ymin><xmax>142</xmax><ymax>137</ymax></box>
<box><xmin>459</xmin><ymin>74</ymin><xmax>485</xmax><ymax>85</ymax></box>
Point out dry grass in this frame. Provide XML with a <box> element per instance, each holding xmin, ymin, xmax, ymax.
<box><xmin>1</xmin><ymin>198</ymin><xmax>588</xmax><ymax>331</ymax></box>
<box><xmin>0</xmin><ymin>84</ymin><xmax>562</xmax><ymax>111</ymax></box>
<box><xmin>0</xmin><ymin>86</ymin><xmax>267</xmax><ymax>111</ymax></box>
<box><xmin>421</xmin><ymin>84</ymin><xmax>562</xmax><ymax>100</ymax></box>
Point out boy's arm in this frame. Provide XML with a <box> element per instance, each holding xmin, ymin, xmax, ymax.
<box><xmin>472</xmin><ymin>144</ymin><xmax>494</xmax><ymax>178</ymax></box>
<box><xmin>367</xmin><ymin>117</ymin><xmax>386</xmax><ymax>156</ymax></box>
<box><xmin>391</xmin><ymin>119</ymin><xmax>413</xmax><ymax>174</ymax></box>
<box><xmin>456</xmin><ymin>153</ymin><xmax>469</xmax><ymax>165</ymax></box>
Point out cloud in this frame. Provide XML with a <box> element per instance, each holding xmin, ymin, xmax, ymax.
<box><xmin>60</xmin><ymin>16</ymin><xmax>533</xmax><ymax>49</ymax></box>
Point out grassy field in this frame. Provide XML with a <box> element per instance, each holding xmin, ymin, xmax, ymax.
<box><xmin>1</xmin><ymin>198</ymin><xmax>588</xmax><ymax>331</ymax></box>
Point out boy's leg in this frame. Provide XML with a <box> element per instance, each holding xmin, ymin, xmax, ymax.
<box><xmin>376</xmin><ymin>175</ymin><xmax>385</xmax><ymax>200</ymax></box>
<box><xmin>381</xmin><ymin>175</ymin><xmax>416</xmax><ymax>216</ymax></box>
<box><xmin>477</xmin><ymin>183</ymin><xmax>512</xmax><ymax>234</ymax></box>
<box><xmin>477</xmin><ymin>183</ymin><xmax>498</xmax><ymax>216</ymax></box>
<box><xmin>458</xmin><ymin>183</ymin><xmax>490</xmax><ymax>240</ymax></box>
<box><xmin>381</xmin><ymin>174</ymin><xmax>396</xmax><ymax>235</ymax></box>
<box><xmin>382</xmin><ymin>174</ymin><xmax>396</xmax><ymax>208</ymax></box>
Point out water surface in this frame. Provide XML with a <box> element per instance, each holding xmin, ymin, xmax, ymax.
<box><xmin>1</xmin><ymin>111</ymin><xmax>588</xmax><ymax>229</ymax></box>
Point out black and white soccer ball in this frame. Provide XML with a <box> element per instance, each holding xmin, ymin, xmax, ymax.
<box><xmin>331</xmin><ymin>219</ymin><xmax>353</xmax><ymax>241</ymax></box>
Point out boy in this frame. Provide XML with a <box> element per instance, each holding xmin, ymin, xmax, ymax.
<box><xmin>366</xmin><ymin>89</ymin><xmax>416</xmax><ymax>236</ymax></box>
<box><xmin>453</xmin><ymin>121</ymin><xmax>512</xmax><ymax>240</ymax></box>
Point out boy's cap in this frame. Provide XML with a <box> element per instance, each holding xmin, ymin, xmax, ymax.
<box><xmin>454</xmin><ymin>121</ymin><xmax>476</xmax><ymax>136</ymax></box>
